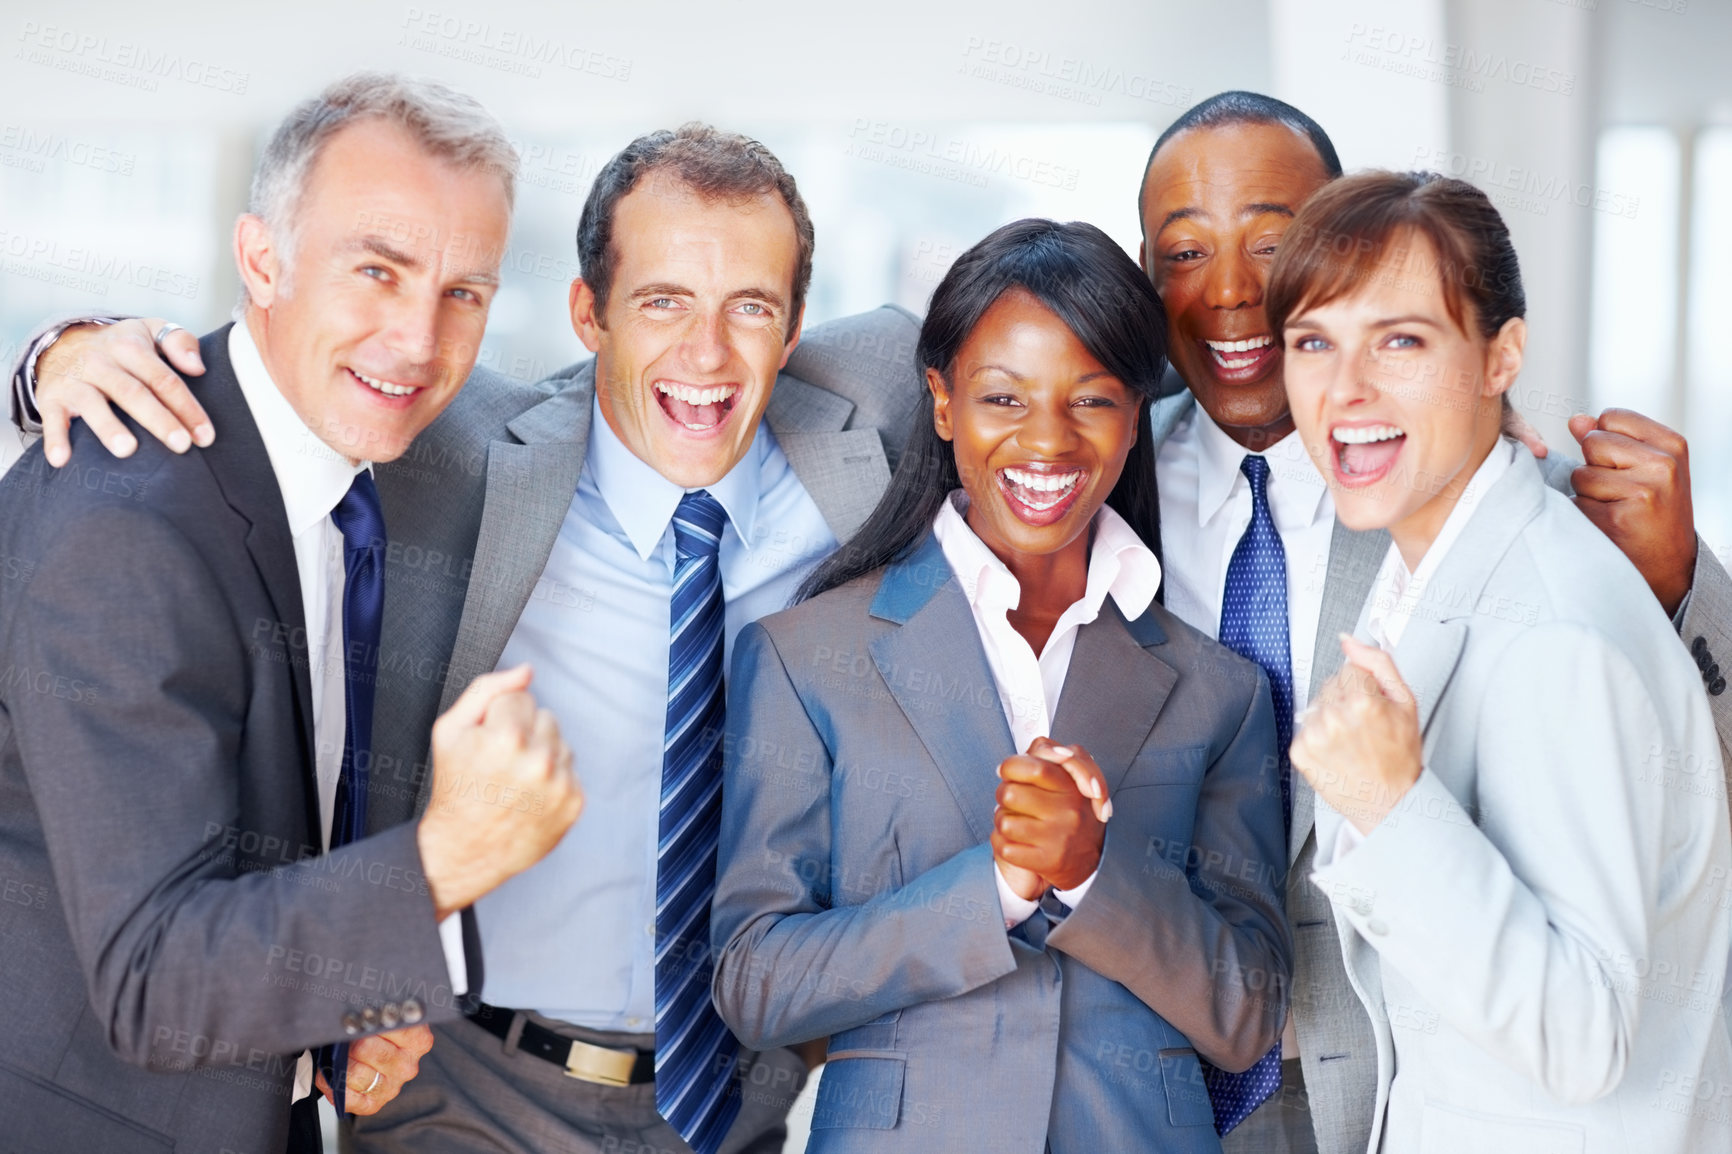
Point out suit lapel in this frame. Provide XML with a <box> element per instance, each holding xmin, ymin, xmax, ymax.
<box><xmin>1289</xmin><ymin>519</ymin><xmax>1391</xmax><ymax>864</ymax></box>
<box><xmin>767</xmin><ymin>373</ymin><xmax>891</xmax><ymax>544</ymax></box>
<box><xmin>437</xmin><ymin>378</ymin><xmax>591</xmax><ymax>712</ymax></box>
<box><xmin>1049</xmin><ymin>603</ymin><xmax>1178</xmax><ymax>794</ymax></box>
<box><xmin>193</xmin><ymin>324</ymin><xmax>320</xmax><ymax>842</ymax></box>
<box><xmin>868</xmin><ymin>534</ymin><xmax>1015</xmax><ymax>844</ymax></box>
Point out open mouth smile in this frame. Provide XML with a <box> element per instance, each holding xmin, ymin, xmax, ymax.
<box><xmin>998</xmin><ymin>464</ymin><xmax>1086</xmax><ymax>527</ymax></box>
<box><xmin>655</xmin><ymin>380</ymin><xmax>740</xmax><ymax>433</ymax></box>
<box><xmin>1330</xmin><ymin>422</ymin><xmax>1407</xmax><ymax>487</ymax></box>
<box><xmin>1201</xmin><ymin>335</ymin><xmax>1278</xmax><ymax>383</ymax></box>
<box><xmin>347</xmin><ymin>367</ymin><xmax>425</xmax><ymax>404</ymax></box>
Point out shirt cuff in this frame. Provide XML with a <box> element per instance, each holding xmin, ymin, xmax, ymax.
<box><xmin>1330</xmin><ymin>818</ymin><xmax>1368</xmax><ymax>862</ymax></box>
<box><xmin>439</xmin><ymin>912</ymin><xmax>469</xmax><ymax>997</ymax></box>
<box><xmin>993</xmin><ymin>863</ymin><xmax>1041</xmax><ymax>930</ymax></box>
<box><xmin>1053</xmin><ymin>869</ymin><xmax>1098</xmax><ymax>909</ymax></box>
<box><xmin>12</xmin><ymin>316</ymin><xmax>120</xmax><ymax>434</ymax></box>
<box><xmin>1672</xmin><ymin>588</ymin><xmax>1694</xmax><ymax>633</ymax></box>
<box><xmin>292</xmin><ymin>1050</ymin><xmax>313</xmax><ymax>1102</ymax></box>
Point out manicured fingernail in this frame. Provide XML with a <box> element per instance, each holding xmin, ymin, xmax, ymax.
<box><xmin>168</xmin><ymin>429</ymin><xmax>191</xmax><ymax>453</ymax></box>
<box><xmin>193</xmin><ymin>423</ymin><xmax>214</xmax><ymax>446</ymax></box>
<box><xmin>112</xmin><ymin>434</ymin><xmax>137</xmax><ymax>456</ymax></box>
<box><xmin>1090</xmin><ymin>779</ymin><xmax>1103</xmax><ymax>799</ymax></box>
<box><xmin>47</xmin><ymin>447</ymin><xmax>67</xmax><ymax>467</ymax></box>
<box><xmin>1050</xmin><ymin>745</ymin><xmax>1074</xmax><ymax>759</ymax></box>
<box><xmin>1101</xmin><ymin>799</ymin><xmax>1114</xmax><ymax>821</ymax></box>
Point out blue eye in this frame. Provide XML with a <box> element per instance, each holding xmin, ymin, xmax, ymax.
<box><xmin>1386</xmin><ymin>334</ymin><xmax>1421</xmax><ymax>350</ymax></box>
<box><xmin>1293</xmin><ymin>335</ymin><xmax>1329</xmax><ymax>351</ymax></box>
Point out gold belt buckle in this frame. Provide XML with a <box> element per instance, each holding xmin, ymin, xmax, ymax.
<box><xmin>563</xmin><ymin>1039</ymin><xmax>638</xmax><ymax>1086</ymax></box>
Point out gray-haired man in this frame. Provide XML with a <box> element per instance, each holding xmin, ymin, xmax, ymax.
<box><xmin>0</xmin><ymin>74</ymin><xmax>585</xmax><ymax>1154</ymax></box>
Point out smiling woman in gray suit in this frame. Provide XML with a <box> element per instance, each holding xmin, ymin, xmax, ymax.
<box><xmin>710</xmin><ymin>219</ymin><xmax>1291</xmax><ymax>1152</ymax></box>
<box><xmin>1271</xmin><ymin>172</ymin><xmax>1732</xmax><ymax>1153</ymax></box>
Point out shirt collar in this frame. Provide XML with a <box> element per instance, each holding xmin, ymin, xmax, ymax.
<box><xmin>228</xmin><ymin>321</ymin><xmax>368</xmax><ymax>536</ymax></box>
<box><xmin>586</xmin><ymin>393</ymin><xmax>764</xmax><ymax>562</ymax></box>
<box><xmin>1189</xmin><ymin>403</ymin><xmax>1330</xmax><ymax>530</ymax></box>
<box><xmin>931</xmin><ymin>492</ymin><xmax>1162</xmax><ymax>624</ymax></box>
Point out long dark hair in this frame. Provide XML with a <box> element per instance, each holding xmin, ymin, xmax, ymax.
<box><xmin>799</xmin><ymin>218</ymin><xmax>1168</xmax><ymax>602</ymax></box>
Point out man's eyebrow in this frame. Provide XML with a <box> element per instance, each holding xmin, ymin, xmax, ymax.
<box><xmin>725</xmin><ymin>286</ymin><xmax>788</xmax><ymax>310</ymax></box>
<box><xmin>1156</xmin><ymin>207</ymin><xmax>1204</xmax><ymax>234</ymax></box>
<box><xmin>1242</xmin><ymin>202</ymin><xmax>1296</xmax><ymax>219</ymax></box>
<box><xmin>351</xmin><ymin>236</ymin><xmax>424</xmax><ymax>270</ymax></box>
<box><xmin>628</xmin><ymin>282</ymin><xmax>694</xmax><ymax>300</ymax></box>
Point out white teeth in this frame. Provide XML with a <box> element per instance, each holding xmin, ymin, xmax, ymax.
<box><xmin>1003</xmin><ymin>467</ymin><xmax>1081</xmax><ymax>493</ymax></box>
<box><xmin>1204</xmin><ymin>336</ymin><xmax>1274</xmax><ymax>354</ymax></box>
<box><xmin>655</xmin><ymin>381</ymin><xmax>737</xmax><ymax>407</ymax></box>
<box><xmin>1331</xmin><ymin>424</ymin><xmax>1406</xmax><ymax>445</ymax></box>
<box><xmin>353</xmin><ymin>370</ymin><xmax>419</xmax><ymax>397</ymax></box>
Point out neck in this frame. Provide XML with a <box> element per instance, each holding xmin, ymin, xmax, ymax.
<box><xmin>1217</xmin><ymin>413</ymin><xmax>1295</xmax><ymax>452</ymax></box>
<box><xmin>1388</xmin><ymin>428</ymin><xmax>1501</xmax><ymax>571</ymax></box>
<box><xmin>975</xmin><ymin>517</ymin><xmax>1092</xmax><ymax>655</ymax></box>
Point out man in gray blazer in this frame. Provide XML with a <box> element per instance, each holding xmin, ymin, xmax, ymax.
<box><xmin>7</xmin><ymin>126</ymin><xmax>925</xmax><ymax>1154</ymax></box>
<box><xmin>0</xmin><ymin>74</ymin><xmax>584</xmax><ymax>1154</ymax></box>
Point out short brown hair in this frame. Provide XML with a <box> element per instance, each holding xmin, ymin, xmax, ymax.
<box><xmin>576</xmin><ymin>123</ymin><xmax>814</xmax><ymax>339</ymax></box>
<box><xmin>1266</xmin><ymin>170</ymin><xmax>1525</xmax><ymax>343</ymax></box>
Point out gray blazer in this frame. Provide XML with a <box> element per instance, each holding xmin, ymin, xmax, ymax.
<box><xmin>1311</xmin><ymin>448</ymin><xmax>1732</xmax><ymax>1152</ymax></box>
<box><xmin>711</xmin><ymin>531</ymin><xmax>1291</xmax><ymax>1153</ymax></box>
<box><xmin>362</xmin><ymin>307</ymin><xmax>920</xmax><ymax>832</ymax></box>
<box><xmin>0</xmin><ymin>329</ymin><xmax>466</xmax><ymax>1154</ymax></box>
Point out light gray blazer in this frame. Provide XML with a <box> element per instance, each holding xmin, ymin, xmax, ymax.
<box><xmin>711</xmin><ymin>531</ymin><xmax>1291</xmax><ymax>1153</ymax></box>
<box><xmin>362</xmin><ymin>307</ymin><xmax>921</xmax><ymax>832</ymax></box>
<box><xmin>1309</xmin><ymin>447</ymin><xmax>1732</xmax><ymax>1153</ymax></box>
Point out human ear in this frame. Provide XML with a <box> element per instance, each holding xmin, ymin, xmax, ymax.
<box><xmin>927</xmin><ymin>367</ymin><xmax>955</xmax><ymax>442</ymax></box>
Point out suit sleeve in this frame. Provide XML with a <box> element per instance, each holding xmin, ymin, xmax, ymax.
<box><xmin>1311</xmin><ymin>621</ymin><xmax>1707</xmax><ymax>1104</ymax></box>
<box><xmin>711</xmin><ymin>622</ymin><xmax>1018</xmax><ymax>1052</ymax></box>
<box><xmin>1677</xmin><ymin>535</ymin><xmax>1732</xmax><ymax>769</ymax></box>
<box><xmin>7</xmin><ymin>501</ymin><xmax>460</xmax><ymax>1068</ymax></box>
<box><xmin>1046</xmin><ymin>672</ymin><xmax>1292</xmax><ymax>1072</ymax></box>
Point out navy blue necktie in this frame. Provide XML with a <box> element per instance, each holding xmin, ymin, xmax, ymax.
<box><xmin>655</xmin><ymin>491</ymin><xmax>741</xmax><ymax>1154</ymax></box>
<box><xmin>318</xmin><ymin>470</ymin><xmax>386</xmax><ymax>1116</ymax></box>
<box><xmin>1201</xmin><ymin>455</ymin><xmax>1293</xmax><ymax>1133</ymax></box>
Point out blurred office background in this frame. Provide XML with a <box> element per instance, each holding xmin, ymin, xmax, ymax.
<box><xmin>3</xmin><ymin>0</ymin><xmax>1727</xmax><ymax>552</ymax></box>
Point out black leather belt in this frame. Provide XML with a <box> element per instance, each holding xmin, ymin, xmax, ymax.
<box><xmin>467</xmin><ymin>1001</ymin><xmax>655</xmax><ymax>1086</ymax></box>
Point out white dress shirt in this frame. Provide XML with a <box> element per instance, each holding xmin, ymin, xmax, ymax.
<box><xmin>228</xmin><ymin>322</ymin><xmax>466</xmax><ymax>1097</ymax></box>
<box><xmin>1156</xmin><ymin>403</ymin><xmax>1335</xmax><ymax>710</ymax></box>
<box><xmin>1328</xmin><ymin>437</ymin><xmax>1516</xmax><ymax>864</ymax></box>
<box><xmin>477</xmin><ymin>398</ymin><xmax>838</xmax><ymax>1030</ymax></box>
<box><xmin>931</xmin><ymin>493</ymin><xmax>1163</xmax><ymax>928</ymax></box>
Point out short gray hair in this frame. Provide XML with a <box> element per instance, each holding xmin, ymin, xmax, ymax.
<box><xmin>249</xmin><ymin>72</ymin><xmax>518</xmax><ymax>267</ymax></box>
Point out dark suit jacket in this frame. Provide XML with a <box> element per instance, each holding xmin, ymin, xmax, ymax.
<box><xmin>711</xmin><ymin>531</ymin><xmax>1291</xmax><ymax>1153</ymax></box>
<box><xmin>0</xmin><ymin>328</ymin><xmax>467</xmax><ymax>1154</ymax></box>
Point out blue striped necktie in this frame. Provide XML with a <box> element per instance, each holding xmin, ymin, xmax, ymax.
<box><xmin>318</xmin><ymin>469</ymin><xmax>387</xmax><ymax>1116</ymax></box>
<box><xmin>655</xmin><ymin>490</ymin><xmax>741</xmax><ymax>1154</ymax></box>
<box><xmin>1201</xmin><ymin>454</ymin><xmax>1292</xmax><ymax>1134</ymax></box>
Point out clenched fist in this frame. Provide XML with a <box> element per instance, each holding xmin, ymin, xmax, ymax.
<box><xmin>416</xmin><ymin>665</ymin><xmax>583</xmax><ymax>917</ymax></box>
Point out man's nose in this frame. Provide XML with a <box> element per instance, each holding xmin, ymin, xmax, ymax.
<box><xmin>1205</xmin><ymin>246</ymin><xmax>1262</xmax><ymax>312</ymax></box>
<box><xmin>681</xmin><ymin>309</ymin><xmax>731</xmax><ymax>374</ymax></box>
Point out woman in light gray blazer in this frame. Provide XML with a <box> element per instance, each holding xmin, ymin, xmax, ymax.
<box><xmin>710</xmin><ymin>220</ymin><xmax>1291</xmax><ymax>1153</ymax></box>
<box><xmin>1271</xmin><ymin>170</ymin><xmax>1732</xmax><ymax>1153</ymax></box>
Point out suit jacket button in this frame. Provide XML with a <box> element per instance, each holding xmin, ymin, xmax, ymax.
<box><xmin>1694</xmin><ymin>636</ymin><xmax>1710</xmax><ymax>660</ymax></box>
<box><xmin>361</xmin><ymin>1006</ymin><xmax>380</xmax><ymax>1030</ymax></box>
<box><xmin>1351</xmin><ymin>898</ymin><xmax>1373</xmax><ymax>917</ymax></box>
<box><xmin>1706</xmin><ymin>663</ymin><xmax>1720</xmax><ymax>683</ymax></box>
<box><xmin>1712</xmin><ymin>677</ymin><xmax>1726</xmax><ymax>697</ymax></box>
<box><xmin>401</xmin><ymin>998</ymin><xmax>425</xmax><ymax>1025</ymax></box>
<box><xmin>1366</xmin><ymin>918</ymin><xmax>1390</xmax><ymax>936</ymax></box>
<box><xmin>342</xmin><ymin>1012</ymin><xmax>363</xmax><ymax>1036</ymax></box>
<box><xmin>380</xmin><ymin>1004</ymin><xmax>401</xmax><ymax>1030</ymax></box>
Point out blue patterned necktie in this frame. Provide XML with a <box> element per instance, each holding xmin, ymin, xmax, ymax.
<box><xmin>1201</xmin><ymin>454</ymin><xmax>1293</xmax><ymax>1134</ymax></box>
<box><xmin>318</xmin><ymin>470</ymin><xmax>387</xmax><ymax>1116</ymax></box>
<box><xmin>655</xmin><ymin>490</ymin><xmax>741</xmax><ymax>1154</ymax></box>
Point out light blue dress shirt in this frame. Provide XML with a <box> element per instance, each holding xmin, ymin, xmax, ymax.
<box><xmin>476</xmin><ymin>399</ymin><xmax>839</xmax><ymax>1030</ymax></box>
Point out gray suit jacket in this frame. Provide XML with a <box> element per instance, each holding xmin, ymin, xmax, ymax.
<box><xmin>711</xmin><ymin>531</ymin><xmax>1291</xmax><ymax>1153</ymax></box>
<box><xmin>363</xmin><ymin>307</ymin><xmax>921</xmax><ymax>833</ymax></box>
<box><xmin>0</xmin><ymin>329</ymin><xmax>465</xmax><ymax>1154</ymax></box>
<box><xmin>1312</xmin><ymin>449</ymin><xmax>1732</xmax><ymax>1152</ymax></box>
